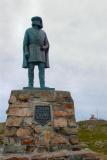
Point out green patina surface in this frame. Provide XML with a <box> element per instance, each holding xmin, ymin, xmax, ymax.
<box><xmin>23</xmin><ymin>16</ymin><xmax>49</xmax><ymax>88</ymax></box>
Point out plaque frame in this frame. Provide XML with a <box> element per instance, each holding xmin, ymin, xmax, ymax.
<box><xmin>33</xmin><ymin>105</ymin><xmax>53</xmax><ymax>126</ymax></box>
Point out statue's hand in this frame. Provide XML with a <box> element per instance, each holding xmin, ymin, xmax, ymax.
<box><xmin>25</xmin><ymin>52</ymin><xmax>29</xmax><ymax>58</ymax></box>
<box><xmin>40</xmin><ymin>45</ymin><xmax>47</xmax><ymax>51</ymax></box>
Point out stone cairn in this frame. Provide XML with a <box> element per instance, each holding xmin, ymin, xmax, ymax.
<box><xmin>4</xmin><ymin>90</ymin><xmax>79</xmax><ymax>153</ymax></box>
<box><xmin>2</xmin><ymin>90</ymin><xmax>101</xmax><ymax>160</ymax></box>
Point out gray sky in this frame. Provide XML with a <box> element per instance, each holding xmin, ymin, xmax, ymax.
<box><xmin>0</xmin><ymin>0</ymin><xmax>107</xmax><ymax>121</ymax></box>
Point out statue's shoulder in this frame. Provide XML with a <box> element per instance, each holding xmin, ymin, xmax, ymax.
<box><xmin>41</xmin><ymin>29</ymin><xmax>46</xmax><ymax>33</ymax></box>
<box><xmin>25</xmin><ymin>27</ymin><xmax>32</xmax><ymax>33</ymax></box>
<box><xmin>40</xmin><ymin>29</ymin><xmax>46</xmax><ymax>36</ymax></box>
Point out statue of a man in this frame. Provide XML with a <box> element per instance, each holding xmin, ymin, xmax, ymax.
<box><xmin>23</xmin><ymin>16</ymin><xmax>49</xmax><ymax>88</ymax></box>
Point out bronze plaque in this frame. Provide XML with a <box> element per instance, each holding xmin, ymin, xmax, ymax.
<box><xmin>34</xmin><ymin>105</ymin><xmax>51</xmax><ymax>125</ymax></box>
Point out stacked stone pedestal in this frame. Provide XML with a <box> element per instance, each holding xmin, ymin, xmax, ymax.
<box><xmin>4</xmin><ymin>90</ymin><xmax>79</xmax><ymax>154</ymax></box>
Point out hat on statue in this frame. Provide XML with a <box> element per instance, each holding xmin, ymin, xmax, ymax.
<box><xmin>31</xmin><ymin>16</ymin><xmax>43</xmax><ymax>29</ymax></box>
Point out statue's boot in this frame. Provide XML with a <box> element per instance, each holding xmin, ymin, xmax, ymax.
<box><xmin>28</xmin><ymin>78</ymin><xmax>34</xmax><ymax>88</ymax></box>
<box><xmin>28</xmin><ymin>83</ymin><xmax>33</xmax><ymax>88</ymax></box>
<box><xmin>40</xmin><ymin>82</ymin><xmax>45</xmax><ymax>88</ymax></box>
<box><xmin>39</xmin><ymin>72</ymin><xmax>45</xmax><ymax>88</ymax></box>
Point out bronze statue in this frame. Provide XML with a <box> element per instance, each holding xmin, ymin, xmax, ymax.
<box><xmin>23</xmin><ymin>16</ymin><xmax>49</xmax><ymax>88</ymax></box>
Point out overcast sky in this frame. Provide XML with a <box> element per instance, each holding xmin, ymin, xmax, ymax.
<box><xmin>0</xmin><ymin>0</ymin><xmax>107</xmax><ymax>122</ymax></box>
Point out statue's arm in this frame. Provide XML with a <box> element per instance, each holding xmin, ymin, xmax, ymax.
<box><xmin>23</xmin><ymin>30</ymin><xmax>29</xmax><ymax>58</ymax></box>
<box><xmin>44</xmin><ymin>33</ymin><xmax>49</xmax><ymax>49</ymax></box>
<box><xmin>41</xmin><ymin>32</ymin><xmax>49</xmax><ymax>51</ymax></box>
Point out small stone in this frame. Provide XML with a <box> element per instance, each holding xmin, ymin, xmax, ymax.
<box><xmin>16</xmin><ymin>128</ymin><xmax>32</xmax><ymax>137</ymax></box>
<box><xmin>7</xmin><ymin>108</ymin><xmax>33</xmax><ymax>117</ymax></box>
<box><xmin>34</xmin><ymin>127</ymin><xmax>41</xmax><ymax>134</ymax></box>
<box><xmin>60</xmin><ymin>127</ymin><xmax>78</xmax><ymax>135</ymax></box>
<box><xmin>6</xmin><ymin>117</ymin><xmax>23</xmax><ymax>127</ymax></box>
<box><xmin>44</xmin><ymin>131</ymin><xmax>51</xmax><ymax>145</ymax></box>
<box><xmin>71</xmin><ymin>127</ymin><xmax>78</xmax><ymax>134</ymax></box>
<box><xmin>95</xmin><ymin>141</ymin><xmax>105</xmax><ymax>148</ymax></box>
<box><xmin>53</xmin><ymin>111</ymin><xmax>72</xmax><ymax>117</ymax></box>
<box><xmin>54</xmin><ymin>118</ymin><xmax>67</xmax><ymax>127</ymax></box>
<box><xmin>4</xmin><ymin>137</ymin><xmax>9</xmax><ymax>145</ymax></box>
<box><xmin>5</xmin><ymin>127</ymin><xmax>17</xmax><ymax>136</ymax></box>
<box><xmin>51</xmin><ymin>135</ymin><xmax>67</xmax><ymax>145</ymax></box>
<box><xmin>67</xmin><ymin>120</ymin><xmax>77</xmax><ymax>128</ymax></box>
<box><xmin>9</xmin><ymin>96</ymin><xmax>16</xmax><ymax>104</ymax></box>
<box><xmin>18</xmin><ymin>94</ymin><xmax>29</xmax><ymax>101</ymax></box>
<box><xmin>35</xmin><ymin>135</ymin><xmax>41</xmax><ymax>145</ymax></box>
<box><xmin>69</xmin><ymin>135</ymin><xmax>79</xmax><ymax>145</ymax></box>
<box><xmin>10</xmin><ymin>102</ymin><xmax>29</xmax><ymax>108</ymax></box>
<box><xmin>64</xmin><ymin>103</ymin><xmax>74</xmax><ymax>109</ymax></box>
<box><xmin>53</xmin><ymin>104</ymin><xmax>64</xmax><ymax>111</ymax></box>
<box><xmin>79</xmin><ymin>142</ymin><xmax>88</xmax><ymax>148</ymax></box>
<box><xmin>60</xmin><ymin>127</ymin><xmax>76</xmax><ymax>136</ymax></box>
<box><xmin>9</xmin><ymin>137</ymin><xmax>16</xmax><ymax>144</ymax></box>
<box><xmin>23</xmin><ymin>117</ymin><xmax>32</xmax><ymax>126</ymax></box>
<box><xmin>21</xmin><ymin>138</ymin><xmax>33</xmax><ymax>145</ymax></box>
<box><xmin>55</xmin><ymin>91</ymin><xmax>70</xmax><ymax>100</ymax></box>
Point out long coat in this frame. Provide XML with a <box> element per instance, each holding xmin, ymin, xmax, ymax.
<box><xmin>22</xmin><ymin>27</ymin><xmax>49</xmax><ymax>68</ymax></box>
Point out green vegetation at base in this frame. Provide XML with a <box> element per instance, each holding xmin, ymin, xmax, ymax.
<box><xmin>78</xmin><ymin>120</ymin><xmax>107</xmax><ymax>155</ymax></box>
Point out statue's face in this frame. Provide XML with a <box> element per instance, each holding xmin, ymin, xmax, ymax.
<box><xmin>31</xmin><ymin>16</ymin><xmax>43</xmax><ymax>29</ymax></box>
<box><xmin>32</xmin><ymin>20</ymin><xmax>42</xmax><ymax>29</ymax></box>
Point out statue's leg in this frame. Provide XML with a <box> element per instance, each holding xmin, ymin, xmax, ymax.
<box><xmin>28</xmin><ymin>63</ymin><xmax>35</xmax><ymax>87</ymax></box>
<box><xmin>38</xmin><ymin>62</ymin><xmax>45</xmax><ymax>88</ymax></box>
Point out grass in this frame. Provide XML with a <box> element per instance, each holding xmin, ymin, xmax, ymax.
<box><xmin>78</xmin><ymin>120</ymin><xmax>107</xmax><ymax>155</ymax></box>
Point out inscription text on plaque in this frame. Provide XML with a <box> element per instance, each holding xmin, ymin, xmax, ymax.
<box><xmin>34</xmin><ymin>105</ymin><xmax>51</xmax><ymax>125</ymax></box>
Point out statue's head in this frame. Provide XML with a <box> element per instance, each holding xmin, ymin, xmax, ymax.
<box><xmin>31</xmin><ymin>16</ymin><xmax>43</xmax><ymax>29</ymax></box>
